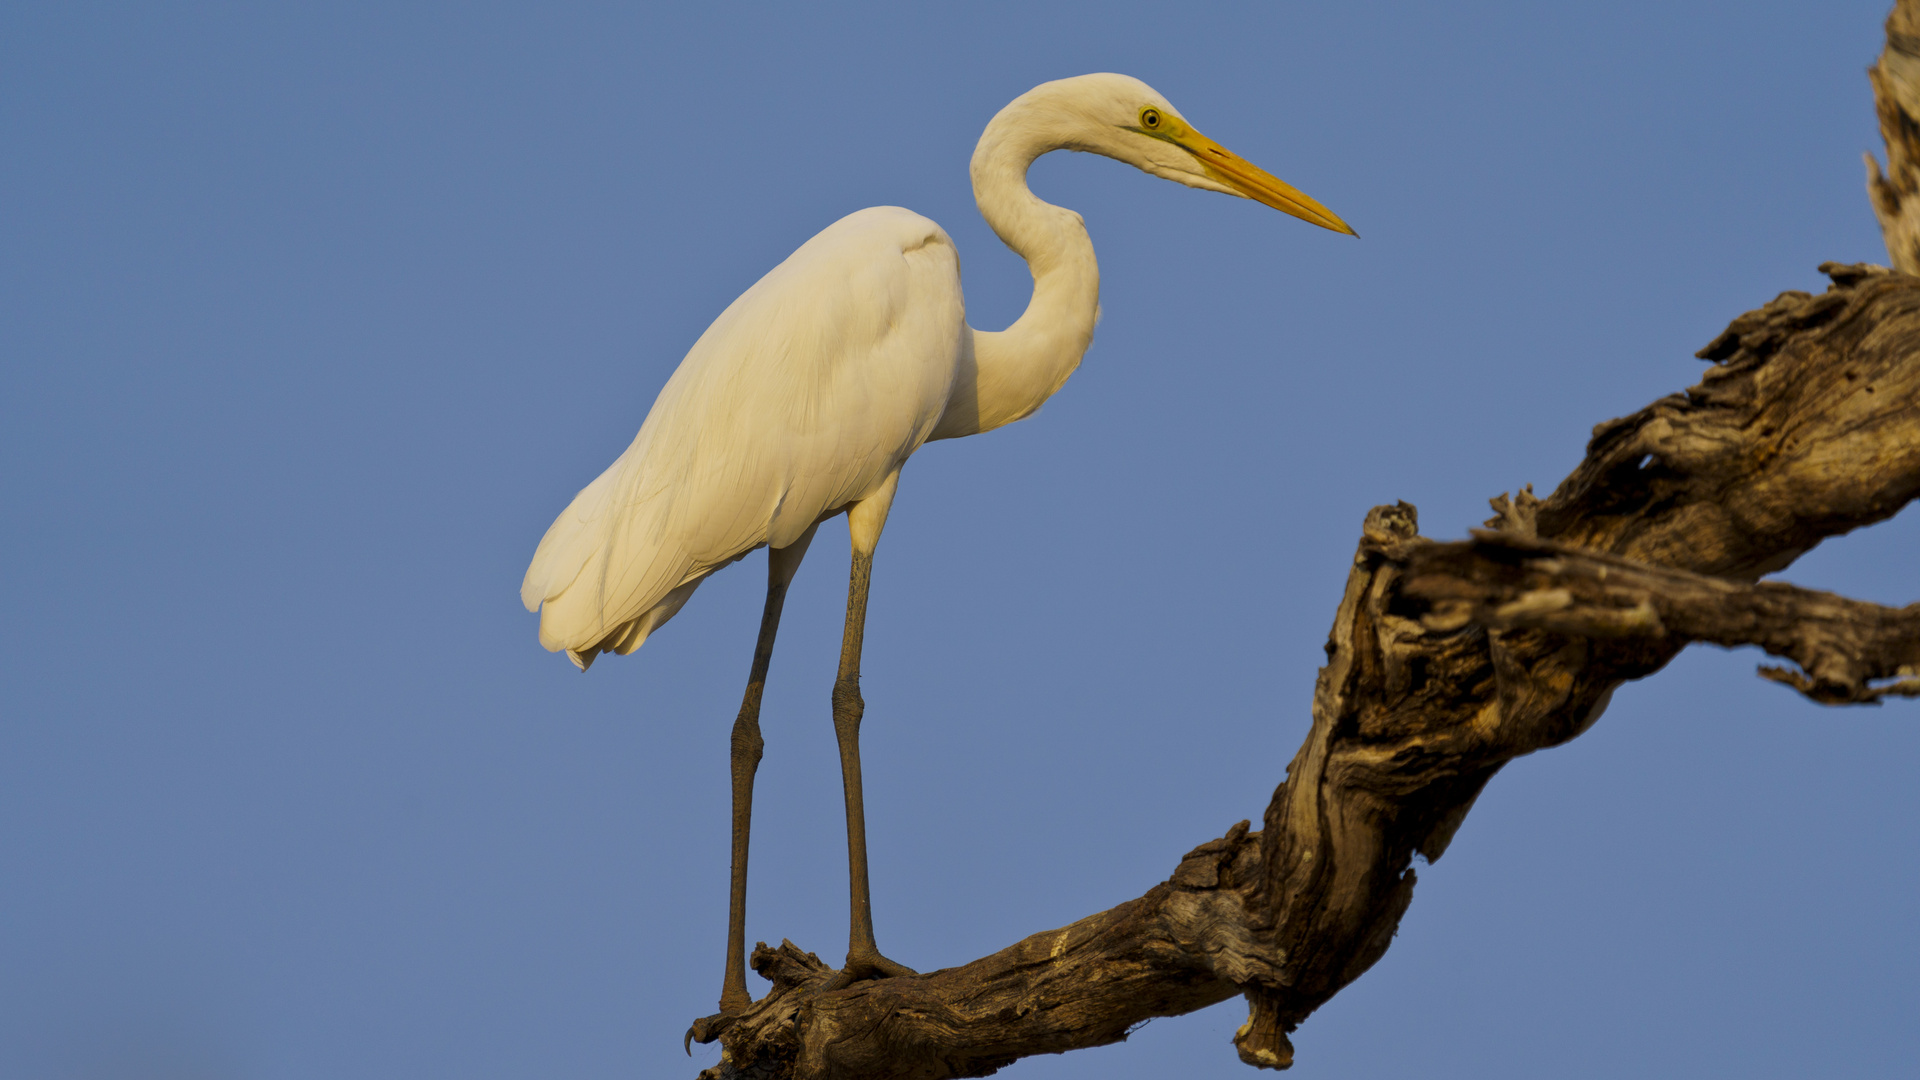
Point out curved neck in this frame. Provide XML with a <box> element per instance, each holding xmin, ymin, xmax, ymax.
<box><xmin>930</xmin><ymin>105</ymin><xmax>1100</xmax><ymax>440</ymax></box>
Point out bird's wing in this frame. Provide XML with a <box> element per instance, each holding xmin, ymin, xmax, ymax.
<box><xmin>522</xmin><ymin>206</ymin><xmax>966</xmax><ymax>660</ymax></box>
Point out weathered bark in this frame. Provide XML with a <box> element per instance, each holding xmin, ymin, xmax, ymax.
<box><xmin>1403</xmin><ymin>532</ymin><xmax>1920</xmax><ymax>705</ymax></box>
<box><xmin>1870</xmin><ymin>0</ymin><xmax>1920</xmax><ymax>272</ymax></box>
<box><xmin>692</xmin><ymin>262</ymin><xmax>1920</xmax><ymax>1079</ymax></box>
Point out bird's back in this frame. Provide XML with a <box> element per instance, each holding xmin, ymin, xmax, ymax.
<box><xmin>522</xmin><ymin>206</ymin><xmax>966</xmax><ymax>669</ymax></box>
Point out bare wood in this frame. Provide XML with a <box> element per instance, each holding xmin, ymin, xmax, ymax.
<box><xmin>1403</xmin><ymin>532</ymin><xmax>1920</xmax><ymax>705</ymax></box>
<box><xmin>1870</xmin><ymin>0</ymin><xmax>1920</xmax><ymax>271</ymax></box>
<box><xmin>689</xmin><ymin>262</ymin><xmax>1919</xmax><ymax>1079</ymax></box>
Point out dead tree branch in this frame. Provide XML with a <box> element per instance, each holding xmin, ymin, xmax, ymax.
<box><xmin>1870</xmin><ymin>0</ymin><xmax>1920</xmax><ymax>271</ymax></box>
<box><xmin>692</xmin><ymin>262</ymin><xmax>1919</xmax><ymax>1079</ymax></box>
<box><xmin>1404</xmin><ymin>532</ymin><xmax>1920</xmax><ymax>704</ymax></box>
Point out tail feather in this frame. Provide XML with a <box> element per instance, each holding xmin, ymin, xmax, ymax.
<box><xmin>563</xmin><ymin>573</ymin><xmax>709</xmax><ymax>671</ymax></box>
<box><xmin>521</xmin><ymin>462</ymin><xmax>624</xmax><ymax>613</ymax></box>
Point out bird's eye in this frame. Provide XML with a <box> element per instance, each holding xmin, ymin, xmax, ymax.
<box><xmin>1140</xmin><ymin>108</ymin><xmax>1162</xmax><ymax>130</ymax></box>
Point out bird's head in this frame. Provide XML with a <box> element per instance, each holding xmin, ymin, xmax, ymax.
<box><xmin>985</xmin><ymin>72</ymin><xmax>1356</xmax><ymax>236</ymax></box>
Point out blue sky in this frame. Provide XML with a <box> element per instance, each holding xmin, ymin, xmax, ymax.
<box><xmin>3</xmin><ymin>2</ymin><xmax>1915</xmax><ymax>1077</ymax></box>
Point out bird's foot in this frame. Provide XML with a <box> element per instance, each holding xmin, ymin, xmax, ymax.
<box><xmin>684</xmin><ymin>946</ymin><xmax>915</xmax><ymax>1053</ymax></box>
<box><xmin>684</xmin><ymin>985</ymin><xmax>754</xmax><ymax>1054</ymax></box>
<box><xmin>683</xmin><ymin>1010</ymin><xmax>739</xmax><ymax>1053</ymax></box>
<box><xmin>818</xmin><ymin>947</ymin><xmax>917</xmax><ymax>993</ymax></box>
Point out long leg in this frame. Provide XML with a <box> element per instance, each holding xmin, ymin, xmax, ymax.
<box><xmin>828</xmin><ymin>472</ymin><xmax>915</xmax><ymax>983</ymax></box>
<box><xmin>719</xmin><ymin>524</ymin><xmax>818</xmax><ymax>1014</ymax></box>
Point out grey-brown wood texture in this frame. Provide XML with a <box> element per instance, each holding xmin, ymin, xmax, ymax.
<box><xmin>1870</xmin><ymin>0</ymin><xmax>1920</xmax><ymax>271</ymax></box>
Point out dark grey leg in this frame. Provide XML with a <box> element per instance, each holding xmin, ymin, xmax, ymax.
<box><xmin>824</xmin><ymin>476</ymin><xmax>914</xmax><ymax>987</ymax></box>
<box><xmin>715</xmin><ymin>526</ymin><xmax>817</xmax><ymax>1017</ymax></box>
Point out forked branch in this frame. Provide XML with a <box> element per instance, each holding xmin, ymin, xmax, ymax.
<box><xmin>1404</xmin><ymin>532</ymin><xmax>1920</xmax><ymax>705</ymax></box>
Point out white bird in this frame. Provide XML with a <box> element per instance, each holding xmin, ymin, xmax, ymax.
<box><xmin>520</xmin><ymin>72</ymin><xmax>1353</xmax><ymax>1026</ymax></box>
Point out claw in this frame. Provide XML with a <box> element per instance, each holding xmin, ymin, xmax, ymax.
<box><xmin>684</xmin><ymin>1011</ymin><xmax>736</xmax><ymax>1054</ymax></box>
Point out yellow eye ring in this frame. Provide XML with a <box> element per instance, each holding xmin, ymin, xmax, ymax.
<box><xmin>1140</xmin><ymin>107</ymin><xmax>1162</xmax><ymax>130</ymax></box>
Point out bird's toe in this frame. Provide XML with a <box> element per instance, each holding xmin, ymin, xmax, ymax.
<box><xmin>684</xmin><ymin>1011</ymin><xmax>737</xmax><ymax>1053</ymax></box>
<box><xmin>819</xmin><ymin>948</ymin><xmax>918</xmax><ymax>992</ymax></box>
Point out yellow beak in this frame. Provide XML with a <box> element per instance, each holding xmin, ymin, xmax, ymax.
<box><xmin>1171</xmin><ymin>128</ymin><xmax>1357</xmax><ymax>236</ymax></box>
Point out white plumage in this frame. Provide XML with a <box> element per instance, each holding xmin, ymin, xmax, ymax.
<box><xmin>522</xmin><ymin>207</ymin><xmax>964</xmax><ymax>668</ymax></box>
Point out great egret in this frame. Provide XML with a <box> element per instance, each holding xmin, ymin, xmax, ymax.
<box><xmin>520</xmin><ymin>72</ymin><xmax>1353</xmax><ymax>1023</ymax></box>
